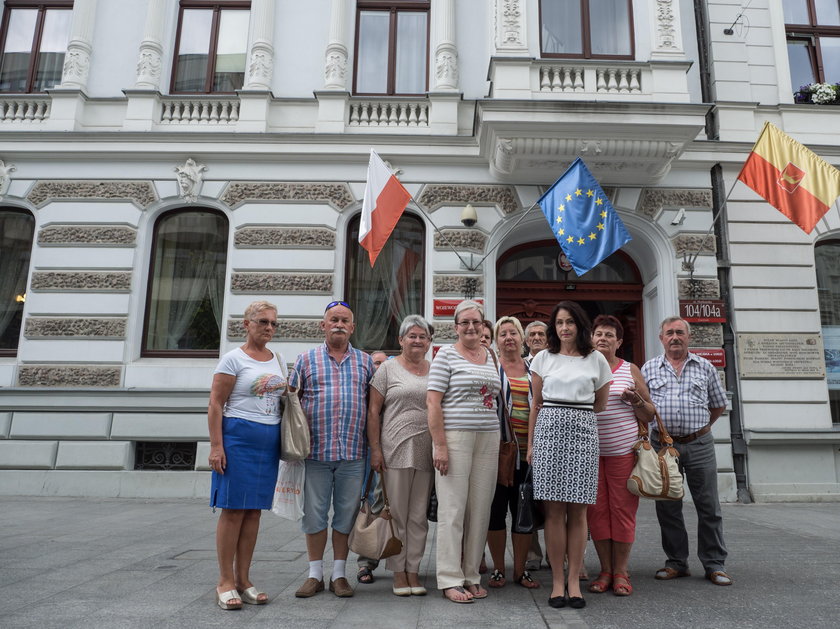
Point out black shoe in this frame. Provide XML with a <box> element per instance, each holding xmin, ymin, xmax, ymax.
<box><xmin>548</xmin><ymin>594</ymin><xmax>567</xmax><ymax>608</ymax></box>
<box><xmin>569</xmin><ymin>595</ymin><xmax>586</xmax><ymax>609</ymax></box>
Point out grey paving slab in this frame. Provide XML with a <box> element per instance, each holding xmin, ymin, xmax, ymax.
<box><xmin>0</xmin><ymin>496</ymin><xmax>837</xmax><ymax>628</ymax></box>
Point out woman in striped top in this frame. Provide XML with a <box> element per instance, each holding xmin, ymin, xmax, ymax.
<box><xmin>587</xmin><ymin>315</ymin><xmax>654</xmax><ymax>597</ymax></box>
<box><xmin>427</xmin><ymin>300</ymin><xmax>501</xmax><ymax>603</ymax></box>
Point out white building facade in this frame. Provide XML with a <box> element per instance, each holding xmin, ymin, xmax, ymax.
<box><xmin>1</xmin><ymin>0</ymin><xmax>839</xmax><ymax>501</ymax></box>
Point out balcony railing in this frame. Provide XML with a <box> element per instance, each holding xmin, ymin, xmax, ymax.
<box><xmin>158</xmin><ymin>97</ymin><xmax>240</xmax><ymax>124</ymax></box>
<box><xmin>0</xmin><ymin>96</ymin><xmax>50</xmax><ymax>123</ymax></box>
<box><xmin>348</xmin><ymin>100</ymin><xmax>429</xmax><ymax>127</ymax></box>
<box><xmin>539</xmin><ymin>64</ymin><xmax>642</xmax><ymax>94</ymax></box>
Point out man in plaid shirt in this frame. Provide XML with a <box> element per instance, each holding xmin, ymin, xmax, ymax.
<box><xmin>642</xmin><ymin>317</ymin><xmax>731</xmax><ymax>587</ymax></box>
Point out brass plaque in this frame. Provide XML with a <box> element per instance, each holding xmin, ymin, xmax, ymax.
<box><xmin>737</xmin><ymin>333</ymin><xmax>825</xmax><ymax>379</ymax></box>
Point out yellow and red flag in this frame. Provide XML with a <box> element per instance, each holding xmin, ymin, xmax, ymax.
<box><xmin>737</xmin><ymin>122</ymin><xmax>840</xmax><ymax>234</ymax></box>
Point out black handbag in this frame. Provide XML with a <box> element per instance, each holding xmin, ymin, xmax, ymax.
<box><xmin>513</xmin><ymin>467</ymin><xmax>544</xmax><ymax>534</ymax></box>
<box><xmin>427</xmin><ymin>486</ymin><xmax>438</xmax><ymax>522</ymax></box>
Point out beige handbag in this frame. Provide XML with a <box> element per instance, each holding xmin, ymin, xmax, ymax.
<box><xmin>348</xmin><ymin>470</ymin><xmax>403</xmax><ymax>560</ymax></box>
<box><xmin>280</xmin><ymin>368</ymin><xmax>311</xmax><ymax>462</ymax></box>
<box><xmin>627</xmin><ymin>409</ymin><xmax>685</xmax><ymax>501</ymax></box>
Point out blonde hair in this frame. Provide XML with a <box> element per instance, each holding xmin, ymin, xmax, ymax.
<box><xmin>494</xmin><ymin>315</ymin><xmax>525</xmax><ymax>342</ymax></box>
<box><xmin>244</xmin><ymin>300</ymin><xmax>278</xmax><ymax>320</ymax></box>
<box><xmin>454</xmin><ymin>299</ymin><xmax>484</xmax><ymax>323</ymax></box>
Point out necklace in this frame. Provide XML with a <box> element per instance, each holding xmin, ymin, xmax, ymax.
<box><xmin>457</xmin><ymin>343</ymin><xmax>485</xmax><ymax>363</ymax></box>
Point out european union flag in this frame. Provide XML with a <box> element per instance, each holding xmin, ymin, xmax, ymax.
<box><xmin>537</xmin><ymin>158</ymin><xmax>632</xmax><ymax>276</ymax></box>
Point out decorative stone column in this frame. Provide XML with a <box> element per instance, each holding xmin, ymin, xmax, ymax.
<box><xmin>134</xmin><ymin>0</ymin><xmax>167</xmax><ymax>89</ymax></box>
<box><xmin>488</xmin><ymin>0</ymin><xmax>531</xmax><ymax>100</ymax></box>
<box><xmin>651</xmin><ymin>0</ymin><xmax>685</xmax><ymax>59</ymax></box>
<box><xmin>316</xmin><ymin>0</ymin><xmax>350</xmax><ymax>132</ymax></box>
<box><xmin>243</xmin><ymin>0</ymin><xmax>274</xmax><ymax>90</ymax></box>
<box><xmin>59</xmin><ymin>0</ymin><xmax>97</xmax><ymax>90</ymax></box>
<box><xmin>323</xmin><ymin>0</ymin><xmax>349</xmax><ymax>90</ymax></box>
<box><xmin>431</xmin><ymin>0</ymin><xmax>458</xmax><ymax>92</ymax></box>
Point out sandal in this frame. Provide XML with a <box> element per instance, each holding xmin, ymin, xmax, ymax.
<box><xmin>588</xmin><ymin>571</ymin><xmax>612</xmax><ymax>593</ymax></box>
<box><xmin>613</xmin><ymin>573</ymin><xmax>633</xmax><ymax>596</ymax></box>
<box><xmin>216</xmin><ymin>588</ymin><xmax>242</xmax><ymax>610</ymax></box>
<box><xmin>465</xmin><ymin>584</ymin><xmax>488</xmax><ymax>599</ymax></box>
<box><xmin>488</xmin><ymin>569</ymin><xmax>505</xmax><ymax>588</ymax></box>
<box><xmin>357</xmin><ymin>567</ymin><xmax>375</xmax><ymax>584</ymax></box>
<box><xmin>515</xmin><ymin>571</ymin><xmax>540</xmax><ymax>589</ymax></box>
<box><xmin>238</xmin><ymin>586</ymin><xmax>267</xmax><ymax>604</ymax></box>
<box><xmin>442</xmin><ymin>586</ymin><xmax>473</xmax><ymax>604</ymax></box>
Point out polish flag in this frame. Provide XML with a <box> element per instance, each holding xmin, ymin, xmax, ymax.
<box><xmin>360</xmin><ymin>149</ymin><xmax>411</xmax><ymax>266</ymax></box>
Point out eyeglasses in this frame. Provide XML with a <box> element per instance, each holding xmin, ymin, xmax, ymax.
<box><xmin>456</xmin><ymin>320</ymin><xmax>483</xmax><ymax>328</ymax></box>
<box><xmin>325</xmin><ymin>300</ymin><xmax>350</xmax><ymax>312</ymax></box>
<box><xmin>251</xmin><ymin>318</ymin><xmax>279</xmax><ymax>328</ymax></box>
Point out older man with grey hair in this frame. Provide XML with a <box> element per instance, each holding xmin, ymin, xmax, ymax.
<box><xmin>524</xmin><ymin>320</ymin><xmax>548</xmax><ymax>362</ymax></box>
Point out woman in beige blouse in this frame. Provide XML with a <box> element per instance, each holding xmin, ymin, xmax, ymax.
<box><xmin>369</xmin><ymin>315</ymin><xmax>434</xmax><ymax>597</ymax></box>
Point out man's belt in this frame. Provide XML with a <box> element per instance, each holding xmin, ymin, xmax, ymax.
<box><xmin>671</xmin><ymin>424</ymin><xmax>712</xmax><ymax>444</ymax></box>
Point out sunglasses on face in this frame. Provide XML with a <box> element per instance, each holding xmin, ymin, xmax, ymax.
<box><xmin>251</xmin><ymin>318</ymin><xmax>279</xmax><ymax>328</ymax></box>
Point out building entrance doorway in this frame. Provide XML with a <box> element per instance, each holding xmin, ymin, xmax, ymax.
<box><xmin>496</xmin><ymin>240</ymin><xmax>645</xmax><ymax>365</ymax></box>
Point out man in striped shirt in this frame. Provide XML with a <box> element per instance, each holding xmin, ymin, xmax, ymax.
<box><xmin>642</xmin><ymin>317</ymin><xmax>730</xmax><ymax>587</ymax></box>
<box><xmin>290</xmin><ymin>301</ymin><xmax>375</xmax><ymax>599</ymax></box>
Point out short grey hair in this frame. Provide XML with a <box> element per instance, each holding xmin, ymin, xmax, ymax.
<box><xmin>244</xmin><ymin>300</ymin><xmax>277</xmax><ymax>320</ymax></box>
<box><xmin>399</xmin><ymin>314</ymin><xmax>432</xmax><ymax>338</ymax></box>
<box><xmin>659</xmin><ymin>316</ymin><xmax>691</xmax><ymax>335</ymax></box>
<box><xmin>525</xmin><ymin>320</ymin><xmax>548</xmax><ymax>335</ymax></box>
<box><xmin>454</xmin><ymin>300</ymin><xmax>484</xmax><ymax>323</ymax></box>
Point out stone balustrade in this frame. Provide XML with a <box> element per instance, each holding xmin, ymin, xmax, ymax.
<box><xmin>159</xmin><ymin>97</ymin><xmax>240</xmax><ymax>124</ymax></box>
<box><xmin>348</xmin><ymin>100</ymin><xmax>429</xmax><ymax>127</ymax></box>
<box><xmin>0</xmin><ymin>96</ymin><xmax>51</xmax><ymax>123</ymax></box>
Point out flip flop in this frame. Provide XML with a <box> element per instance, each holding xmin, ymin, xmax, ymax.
<box><xmin>488</xmin><ymin>569</ymin><xmax>505</xmax><ymax>588</ymax></box>
<box><xmin>515</xmin><ymin>571</ymin><xmax>540</xmax><ymax>589</ymax></box>
<box><xmin>442</xmin><ymin>586</ymin><xmax>473</xmax><ymax>603</ymax></box>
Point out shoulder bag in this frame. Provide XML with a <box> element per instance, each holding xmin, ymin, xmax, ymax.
<box><xmin>280</xmin><ymin>366</ymin><xmax>311</xmax><ymax>462</ymax></box>
<box><xmin>490</xmin><ymin>350</ymin><xmax>517</xmax><ymax>487</ymax></box>
<box><xmin>348</xmin><ymin>470</ymin><xmax>403</xmax><ymax>560</ymax></box>
<box><xmin>626</xmin><ymin>409</ymin><xmax>684</xmax><ymax>501</ymax></box>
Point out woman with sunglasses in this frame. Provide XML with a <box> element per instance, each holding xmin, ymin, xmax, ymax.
<box><xmin>427</xmin><ymin>300</ymin><xmax>501</xmax><ymax>603</ymax></box>
<box><xmin>208</xmin><ymin>300</ymin><xmax>287</xmax><ymax>610</ymax></box>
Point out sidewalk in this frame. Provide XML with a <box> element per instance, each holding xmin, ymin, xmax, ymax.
<box><xmin>0</xmin><ymin>495</ymin><xmax>837</xmax><ymax>629</ymax></box>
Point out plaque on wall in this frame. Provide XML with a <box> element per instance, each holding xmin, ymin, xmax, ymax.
<box><xmin>737</xmin><ymin>333</ymin><xmax>825</xmax><ymax>379</ymax></box>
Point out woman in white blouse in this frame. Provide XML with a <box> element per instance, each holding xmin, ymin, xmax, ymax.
<box><xmin>527</xmin><ymin>301</ymin><xmax>612</xmax><ymax>610</ymax></box>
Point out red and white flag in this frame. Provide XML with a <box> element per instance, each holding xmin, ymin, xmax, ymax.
<box><xmin>360</xmin><ymin>149</ymin><xmax>411</xmax><ymax>266</ymax></box>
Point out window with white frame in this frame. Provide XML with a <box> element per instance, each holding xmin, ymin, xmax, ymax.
<box><xmin>354</xmin><ymin>1</ymin><xmax>429</xmax><ymax>95</ymax></box>
<box><xmin>816</xmin><ymin>239</ymin><xmax>840</xmax><ymax>424</ymax></box>
<box><xmin>539</xmin><ymin>0</ymin><xmax>634</xmax><ymax>59</ymax></box>
<box><xmin>0</xmin><ymin>208</ymin><xmax>34</xmax><ymax>355</ymax></box>
<box><xmin>171</xmin><ymin>1</ymin><xmax>250</xmax><ymax>93</ymax></box>
<box><xmin>0</xmin><ymin>0</ymin><xmax>72</xmax><ymax>93</ymax></box>
<box><xmin>142</xmin><ymin>209</ymin><xmax>228</xmax><ymax>356</ymax></box>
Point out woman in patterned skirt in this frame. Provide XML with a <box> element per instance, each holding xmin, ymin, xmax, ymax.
<box><xmin>527</xmin><ymin>301</ymin><xmax>611</xmax><ymax>610</ymax></box>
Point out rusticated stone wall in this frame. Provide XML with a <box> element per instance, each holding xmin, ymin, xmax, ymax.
<box><xmin>227</xmin><ymin>318</ymin><xmax>322</xmax><ymax>341</ymax></box>
<box><xmin>672</xmin><ymin>233</ymin><xmax>716</xmax><ymax>256</ymax></box>
<box><xmin>24</xmin><ymin>317</ymin><xmax>127</xmax><ymax>338</ymax></box>
<box><xmin>678</xmin><ymin>278</ymin><xmax>719</xmax><ymax>299</ymax></box>
<box><xmin>433</xmin><ymin>274</ymin><xmax>484</xmax><ymax>295</ymax></box>
<box><xmin>221</xmin><ymin>182</ymin><xmax>355</xmax><ymax>210</ymax></box>
<box><xmin>27</xmin><ymin>181</ymin><xmax>157</xmax><ymax>207</ymax></box>
<box><xmin>234</xmin><ymin>226</ymin><xmax>335</xmax><ymax>248</ymax></box>
<box><xmin>433</xmin><ymin>229</ymin><xmax>488</xmax><ymax>253</ymax></box>
<box><xmin>418</xmin><ymin>184</ymin><xmax>520</xmax><ymax>215</ymax></box>
<box><xmin>230</xmin><ymin>272</ymin><xmax>333</xmax><ymax>293</ymax></box>
<box><xmin>18</xmin><ymin>365</ymin><xmax>122</xmax><ymax>387</ymax></box>
<box><xmin>38</xmin><ymin>225</ymin><xmax>137</xmax><ymax>246</ymax></box>
<box><xmin>30</xmin><ymin>271</ymin><xmax>132</xmax><ymax>292</ymax></box>
<box><xmin>636</xmin><ymin>188</ymin><xmax>712</xmax><ymax>220</ymax></box>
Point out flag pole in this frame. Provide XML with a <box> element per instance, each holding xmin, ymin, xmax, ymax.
<box><xmin>685</xmin><ymin>177</ymin><xmax>741</xmax><ymax>276</ymax></box>
<box><xmin>409</xmin><ymin>195</ymin><xmax>539</xmax><ymax>271</ymax></box>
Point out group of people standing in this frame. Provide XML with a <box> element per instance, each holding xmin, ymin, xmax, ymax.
<box><xmin>206</xmin><ymin>297</ymin><xmax>731</xmax><ymax>611</ymax></box>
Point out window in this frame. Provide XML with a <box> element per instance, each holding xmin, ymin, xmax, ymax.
<box><xmin>816</xmin><ymin>240</ymin><xmax>840</xmax><ymax>424</ymax></box>
<box><xmin>785</xmin><ymin>0</ymin><xmax>840</xmax><ymax>89</ymax></box>
<box><xmin>354</xmin><ymin>1</ymin><xmax>429</xmax><ymax>95</ymax></box>
<box><xmin>346</xmin><ymin>212</ymin><xmax>424</xmax><ymax>351</ymax></box>
<box><xmin>0</xmin><ymin>208</ymin><xmax>34</xmax><ymax>356</ymax></box>
<box><xmin>142</xmin><ymin>209</ymin><xmax>228</xmax><ymax>356</ymax></box>
<box><xmin>171</xmin><ymin>1</ymin><xmax>250</xmax><ymax>93</ymax></box>
<box><xmin>539</xmin><ymin>0</ymin><xmax>634</xmax><ymax>59</ymax></box>
<box><xmin>0</xmin><ymin>1</ymin><xmax>72</xmax><ymax>93</ymax></box>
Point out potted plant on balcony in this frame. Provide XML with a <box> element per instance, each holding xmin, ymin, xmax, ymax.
<box><xmin>795</xmin><ymin>83</ymin><xmax>840</xmax><ymax>104</ymax></box>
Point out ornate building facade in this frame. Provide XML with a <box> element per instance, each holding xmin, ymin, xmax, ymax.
<box><xmin>1</xmin><ymin>0</ymin><xmax>839</xmax><ymax>501</ymax></box>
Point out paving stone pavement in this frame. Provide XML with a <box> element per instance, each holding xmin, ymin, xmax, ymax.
<box><xmin>0</xmin><ymin>495</ymin><xmax>837</xmax><ymax>629</ymax></box>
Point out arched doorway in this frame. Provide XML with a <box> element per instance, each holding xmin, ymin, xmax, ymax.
<box><xmin>496</xmin><ymin>240</ymin><xmax>644</xmax><ymax>364</ymax></box>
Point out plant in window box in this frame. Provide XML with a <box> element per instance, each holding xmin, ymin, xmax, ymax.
<box><xmin>795</xmin><ymin>83</ymin><xmax>840</xmax><ymax>105</ymax></box>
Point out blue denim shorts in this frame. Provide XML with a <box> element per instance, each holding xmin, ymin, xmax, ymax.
<box><xmin>301</xmin><ymin>458</ymin><xmax>365</xmax><ymax>535</ymax></box>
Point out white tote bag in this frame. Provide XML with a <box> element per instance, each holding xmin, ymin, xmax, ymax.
<box><xmin>271</xmin><ymin>460</ymin><xmax>305</xmax><ymax>520</ymax></box>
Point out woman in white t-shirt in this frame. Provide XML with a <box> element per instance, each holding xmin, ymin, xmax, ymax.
<box><xmin>208</xmin><ymin>300</ymin><xmax>287</xmax><ymax>610</ymax></box>
<box><xmin>527</xmin><ymin>301</ymin><xmax>612</xmax><ymax>610</ymax></box>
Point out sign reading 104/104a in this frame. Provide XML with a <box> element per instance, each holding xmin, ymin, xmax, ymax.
<box><xmin>679</xmin><ymin>300</ymin><xmax>726</xmax><ymax>323</ymax></box>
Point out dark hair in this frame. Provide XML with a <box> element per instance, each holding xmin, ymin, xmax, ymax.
<box><xmin>546</xmin><ymin>300</ymin><xmax>594</xmax><ymax>356</ymax></box>
<box><xmin>482</xmin><ymin>319</ymin><xmax>494</xmax><ymax>341</ymax></box>
<box><xmin>592</xmin><ymin>314</ymin><xmax>624</xmax><ymax>341</ymax></box>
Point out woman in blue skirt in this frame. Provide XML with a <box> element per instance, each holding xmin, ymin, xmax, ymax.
<box><xmin>208</xmin><ymin>300</ymin><xmax>287</xmax><ymax>610</ymax></box>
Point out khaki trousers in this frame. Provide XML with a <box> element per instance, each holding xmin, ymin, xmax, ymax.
<box><xmin>383</xmin><ymin>467</ymin><xmax>434</xmax><ymax>573</ymax></box>
<box><xmin>434</xmin><ymin>429</ymin><xmax>499</xmax><ymax>590</ymax></box>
